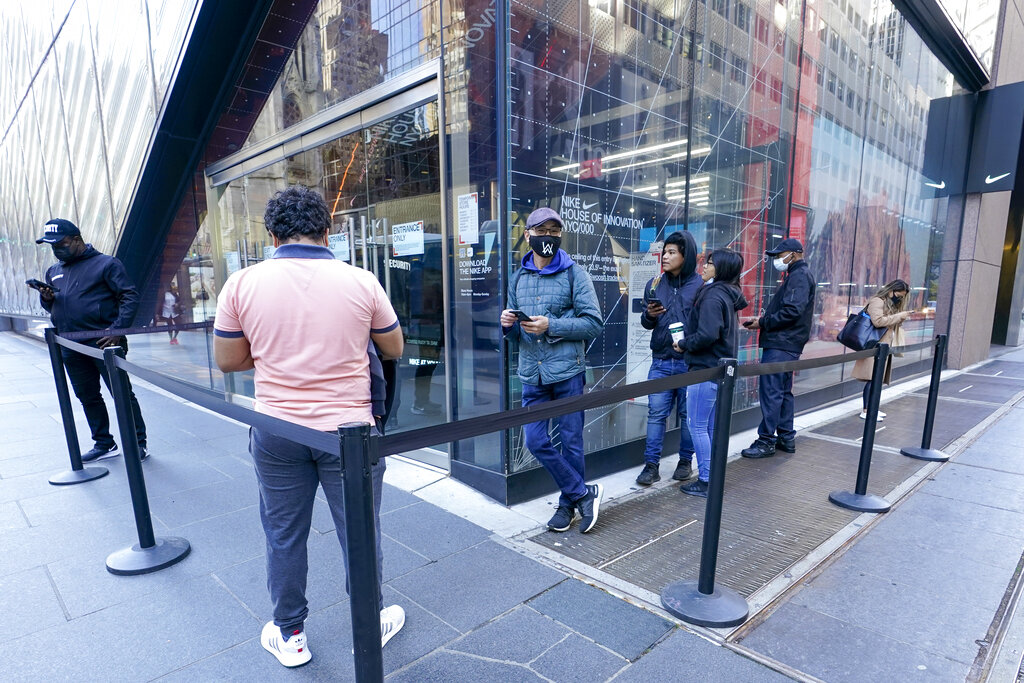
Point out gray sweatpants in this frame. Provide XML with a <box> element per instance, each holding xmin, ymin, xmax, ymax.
<box><xmin>249</xmin><ymin>427</ymin><xmax>386</xmax><ymax>635</ymax></box>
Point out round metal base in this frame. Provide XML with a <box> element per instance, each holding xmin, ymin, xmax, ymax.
<box><xmin>828</xmin><ymin>490</ymin><xmax>891</xmax><ymax>513</ymax></box>
<box><xmin>661</xmin><ymin>580</ymin><xmax>749</xmax><ymax>628</ymax></box>
<box><xmin>49</xmin><ymin>466</ymin><xmax>109</xmax><ymax>486</ymax></box>
<box><xmin>899</xmin><ymin>446</ymin><xmax>950</xmax><ymax>462</ymax></box>
<box><xmin>106</xmin><ymin>537</ymin><xmax>191</xmax><ymax>576</ymax></box>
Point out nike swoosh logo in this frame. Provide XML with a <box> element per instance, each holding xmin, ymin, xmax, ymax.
<box><xmin>985</xmin><ymin>172</ymin><xmax>1010</xmax><ymax>184</ymax></box>
<box><xmin>924</xmin><ymin>180</ymin><xmax>945</xmax><ymax>189</ymax></box>
<box><xmin>582</xmin><ymin>201</ymin><xmax>599</xmax><ymax>210</ymax></box>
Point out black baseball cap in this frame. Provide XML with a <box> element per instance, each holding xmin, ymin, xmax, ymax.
<box><xmin>765</xmin><ymin>238</ymin><xmax>803</xmax><ymax>256</ymax></box>
<box><xmin>526</xmin><ymin>207</ymin><xmax>564</xmax><ymax>229</ymax></box>
<box><xmin>36</xmin><ymin>219</ymin><xmax>81</xmax><ymax>244</ymax></box>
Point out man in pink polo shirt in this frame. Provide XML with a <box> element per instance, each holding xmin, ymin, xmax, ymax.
<box><xmin>213</xmin><ymin>186</ymin><xmax>405</xmax><ymax>668</ymax></box>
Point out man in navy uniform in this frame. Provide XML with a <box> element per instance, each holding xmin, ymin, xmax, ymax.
<box><xmin>34</xmin><ymin>219</ymin><xmax>148</xmax><ymax>462</ymax></box>
<box><xmin>741</xmin><ymin>238</ymin><xmax>815</xmax><ymax>459</ymax></box>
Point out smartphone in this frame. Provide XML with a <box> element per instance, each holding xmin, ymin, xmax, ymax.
<box><xmin>509</xmin><ymin>309</ymin><xmax>533</xmax><ymax>322</ymax></box>
<box><xmin>647</xmin><ymin>298</ymin><xmax>663</xmax><ymax>308</ymax></box>
<box><xmin>26</xmin><ymin>278</ymin><xmax>58</xmax><ymax>292</ymax></box>
<box><xmin>742</xmin><ymin>319</ymin><xmax>755</xmax><ymax>328</ymax></box>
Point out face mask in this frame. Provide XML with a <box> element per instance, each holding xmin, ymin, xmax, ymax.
<box><xmin>772</xmin><ymin>256</ymin><xmax>789</xmax><ymax>272</ymax></box>
<box><xmin>52</xmin><ymin>245</ymin><xmax>75</xmax><ymax>262</ymax></box>
<box><xmin>529</xmin><ymin>235</ymin><xmax>560</xmax><ymax>258</ymax></box>
<box><xmin>890</xmin><ymin>295</ymin><xmax>902</xmax><ymax>307</ymax></box>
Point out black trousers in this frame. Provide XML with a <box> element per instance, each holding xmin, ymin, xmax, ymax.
<box><xmin>62</xmin><ymin>348</ymin><xmax>147</xmax><ymax>449</ymax></box>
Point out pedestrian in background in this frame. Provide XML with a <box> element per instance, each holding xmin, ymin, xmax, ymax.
<box><xmin>677</xmin><ymin>249</ymin><xmax>748</xmax><ymax>498</ymax></box>
<box><xmin>32</xmin><ymin>219</ymin><xmax>148</xmax><ymax>462</ymax></box>
<box><xmin>213</xmin><ymin>186</ymin><xmax>406</xmax><ymax>668</ymax></box>
<box><xmin>635</xmin><ymin>231</ymin><xmax>701</xmax><ymax>486</ymax></box>
<box><xmin>853</xmin><ymin>279</ymin><xmax>911</xmax><ymax>420</ymax></box>
<box><xmin>160</xmin><ymin>284</ymin><xmax>183</xmax><ymax>345</ymax></box>
<box><xmin>501</xmin><ymin>207</ymin><xmax>604</xmax><ymax>533</ymax></box>
<box><xmin>741</xmin><ymin>238</ymin><xmax>815</xmax><ymax>459</ymax></box>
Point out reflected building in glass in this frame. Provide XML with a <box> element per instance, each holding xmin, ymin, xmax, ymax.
<box><xmin>1</xmin><ymin>0</ymin><xmax>1020</xmax><ymax>502</ymax></box>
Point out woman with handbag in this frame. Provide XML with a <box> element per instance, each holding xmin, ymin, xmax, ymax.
<box><xmin>852</xmin><ymin>279</ymin><xmax>911</xmax><ymax>420</ymax></box>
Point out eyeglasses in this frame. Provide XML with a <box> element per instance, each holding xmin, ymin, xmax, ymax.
<box><xmin>530</xmin><ymin>227</ymin><xmax>562</xmax><ymax>237</ymax></box>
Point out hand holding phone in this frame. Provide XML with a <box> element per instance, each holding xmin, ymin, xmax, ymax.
<box><xmin>26</xmin><ymin>278</ymin><xmax>58</xmax><ymax>292</ymax></box>
<box><xmin>509</xmin><ymin>309</ymin><xmax>533</xmax><ymax>322</ymax></box>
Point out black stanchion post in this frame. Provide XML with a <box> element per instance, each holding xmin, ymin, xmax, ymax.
<box><xmin>45</xmin><ymin>328</ymin><xmax>109</xmax><ymax>485</ymax></box>
<box><xmin>102</xmin><ymin>347</ymin><xmax>191</xmax><ymax>575</ymax></box>
<box><xmin>829</xmin><ymin>343</ymin><xmax>892</xmax><ymax>513</ymax></box>
<box><xmin>900</xmin><ymin>334</ymin><xmax>951</xmax><ymax>462</ymax></box>
<box><xmin>661</xmin><ymin>359</ymin><xmax>749</xmax><ymax>628</ymax></box>
<box><xmin>339</xmin><ymin>423</ymin><xmax>384</xmax><ymax>683</ymax></box>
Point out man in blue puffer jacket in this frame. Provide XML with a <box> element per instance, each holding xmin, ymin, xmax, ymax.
<box><xmin>501</xmin><ymin>207</ymin><xmax>604</xmax><ymax>534</ymax></box>
<box><xmin>635</xmin><ymin>231</ymin><xmax>702</xmax><ymax>486</ymax></box>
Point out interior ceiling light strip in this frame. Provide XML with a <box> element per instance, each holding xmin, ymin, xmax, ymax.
<box><xmin>550</xmin><ymin>138</ymin><xmax>689</xmax><ymax>173</ymax></box>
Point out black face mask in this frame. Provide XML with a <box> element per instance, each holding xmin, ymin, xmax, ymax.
<box><xmin>52</xmin><ymin>245</ymin><xmax>75</xmax><ymax>262</ymax></box>
<box><xmin>890</xmin><ymin>294</ymin><xmax>902</xmax><ymax>307</ymax></box>
<box><xmin>529</xmin><ymin>234</ymin><xmax>561</xmax><ymax>258</ymax></box>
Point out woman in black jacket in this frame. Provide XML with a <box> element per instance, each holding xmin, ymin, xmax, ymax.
<box><xmin>676</xmin><ymin>248</ymin><xmax>748</xmax><ymax>497</ymax></box>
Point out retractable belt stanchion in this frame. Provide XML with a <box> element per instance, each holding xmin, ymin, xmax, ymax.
<box><xmin>45</xmin><ymin>328</ymin><xmax>109</xmax><ymax>485</ymax></box>
<box><xmin>829</xmin><ymin>343</ymin><xmax>892</xmax><ymax>513</ymax></box>
<box><xmin>340</xmin><ymin>423</ymin><xmax>385</xmax><ymax>683</ymax></box>
<box><xmin>102</xmin><ymin>347</ymin><xmax>191</xmax><ymax>575</ymax></box>
<box><xmin>661</xmin><ymin>358</ymin><xmax>749</xmax><ymax>628</ymax></box>
<box><xmin>900</xmin><ymin>334</ymin><xmax>951</xmax><ymax>462</ymax></box>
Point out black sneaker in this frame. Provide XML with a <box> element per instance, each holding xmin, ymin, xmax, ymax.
<box><xmin>138</xmin><ymin>445</ymin><xmax>150</xmax><ymax>462</ymax></box>
<box><xmin>680</xmin><ymin>479</ymin><xmax>709</xmax><ymax>497</ymax></box>
<box><xmin>635</xmin><ymin>462</ymin><xmax>660</xmax><ymax>486</ymax></box>
<box><xmin>547</xmin><ymin>506</ymin><xmax>575</xmax><ymax>532</ymax></box>
<box><xmin>672</xmin><ymin>457</ymin><xmax>693</xmax><ymax>481</ymax></box>
<box><xmin>81</xmin><ymin>443</ymin><xmax>118</xmax><ymax>463</ymax></box>
<box><xmin>576</xmin><ymin>484</ymin><xmax>603</xmax><ymax>533</ymax></box>
<box><xmin>741</xmin><ymin>438</ymin><xmax>776</xmax><ymax>459</ymax></box>
<box><xmin>776</xmin><ymin>438</ymin><xmax>796</xmax><ymax>454</ymax></box>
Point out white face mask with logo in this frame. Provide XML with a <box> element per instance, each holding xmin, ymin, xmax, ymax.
<box><xmin>772</xmin><ymin>256</ymin><xmax>789</xmax><ymax>272</ymax></box>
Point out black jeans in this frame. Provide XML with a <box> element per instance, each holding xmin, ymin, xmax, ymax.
<box><xmin>62</xmin><ymin>347</ymin><xmax>147</xmax><ymax>449</ymax></box>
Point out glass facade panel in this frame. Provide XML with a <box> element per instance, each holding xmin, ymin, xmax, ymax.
<box><xmin>0</xmin><ymin>0</ymin><xmax>198</xmax><ymax>317</ymax></box>
<box><xmin>505</xmin><ymin>0</ymin><xmax>953</xmax><ymax>473</ymax></box>
<box><xmin>239</xmin><ymin>0</ymin><xmax>442</xmax><ymax>151</ymax></box>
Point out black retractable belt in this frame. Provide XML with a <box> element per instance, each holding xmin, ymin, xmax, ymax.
<box><xmin>829</xmin><ymin>343</ymin><xmax>892</xmax><ymax>513</ymax></box>
<box><xmin>44</xmin><ymin>328</ymin><xmax>109</xmax><ymax>486</ymax></box>
<box><xmin>900</xmin><ymin>335</ymin><xmax>951</xmax><ymax>462</ymax></box>
<box><xmin>660</xmin><ymin>358</ymin><xmax>749</xmax><ymax>628</ymax></box>
<box><xmin>101</xmin><ymin>347</ymin><xmax>191</xmax><ymax>575</ymax></box>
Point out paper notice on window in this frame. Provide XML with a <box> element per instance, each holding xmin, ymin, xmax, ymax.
<box><xmin>457</xmin><ymin>193</ymin><xmax>479</xmax><ymax>245</ymax></box>
<box><xmin>225</xmin><ymin>251</ymin><xmax>241</xmax><ymax>275</ymax></box>
<box><xmin>392</xmin><ymin>221</ymin><xmax>425</xmax><ymax>256</ymax></box>
<box><xmin>328</xmin><ymin>233</ymin><xmax>350</xmax><ymax>261</ymax></box>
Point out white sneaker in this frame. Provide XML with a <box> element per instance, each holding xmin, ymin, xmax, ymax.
<box><xmin>380</xmin><ymin>605</ymin><xmax>405</xmax><ymax>648</ymax></box>
<box><xmin>878</xmin><ymin>411</ymin><xmax>887</xmax><ymax>418</ymax></box>
<box><xmin>859</xmin><ymin>411</ymin><xmax>884</xmax><ymax>422</ymax></box>
<box><xmin>261</xmin><ymin>621</ymin><xmax>311</xmax><ymax>667</ymax></box>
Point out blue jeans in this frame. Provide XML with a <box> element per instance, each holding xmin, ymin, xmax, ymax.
<box><xmin>522</xmin><ymin>372</ymin><xmax>587</xmax><ymax>508</ymax></box>
<box><xmin>250</xmin><ymin>427</ymin><xmax>386</xmax><ymax>635</ymax></box>
<box><xmin>686</xmin><ymin>380</ymin><xmax>718</xmax><ymax>482</ymax></box>
<box><xmin>643</xmin><ymin>358</ymin><xmax>695</xmax><ymax>464</ymax></box>
<box><xmin>756</xmin><ymin>348</ymin><xmax>799</xmax><ymax>443</ymax></box>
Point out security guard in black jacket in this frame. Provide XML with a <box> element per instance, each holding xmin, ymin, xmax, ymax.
<box><xmin>34</xmin><ymin>219</ymin><xmax>148</xmax><ymax>462</ymax></box>
<box><xmin>740</xmin><ymin>238</ymin><xmax>815</xmax><ymax>459</ymax></box>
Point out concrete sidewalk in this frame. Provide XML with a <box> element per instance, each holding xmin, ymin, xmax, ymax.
<box><xmin>0</xmin><ymin>331</ymin><xmax>782</xmax><ymax>682</ymax></box>
<box><xmin>3</xmin><ymin>328</ymin><xmax>1024</xmax><ymax>682</ymax></box>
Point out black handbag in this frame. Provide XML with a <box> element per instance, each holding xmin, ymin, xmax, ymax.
<box><xmin>837</xmin><ymin>309</ymin><xmax>884</xmax><ymax>351</ymax></box>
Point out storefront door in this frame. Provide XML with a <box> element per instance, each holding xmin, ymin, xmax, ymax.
<box><xmin>321</xmin><ymin>101</ymin><xmax>449</xmax><ymax>467</ymax></box>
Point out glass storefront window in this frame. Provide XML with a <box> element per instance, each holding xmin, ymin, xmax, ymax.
<box><xmin>240</xmin><ymin>0</ymin><xmax>442</xmax><ymax>151</ymax></box>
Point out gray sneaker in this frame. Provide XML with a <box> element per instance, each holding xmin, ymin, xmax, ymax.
<box><xmin>576</xmin><ymin>484</ymin><xmax>604</xmax><ymax>533</ymax></box>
